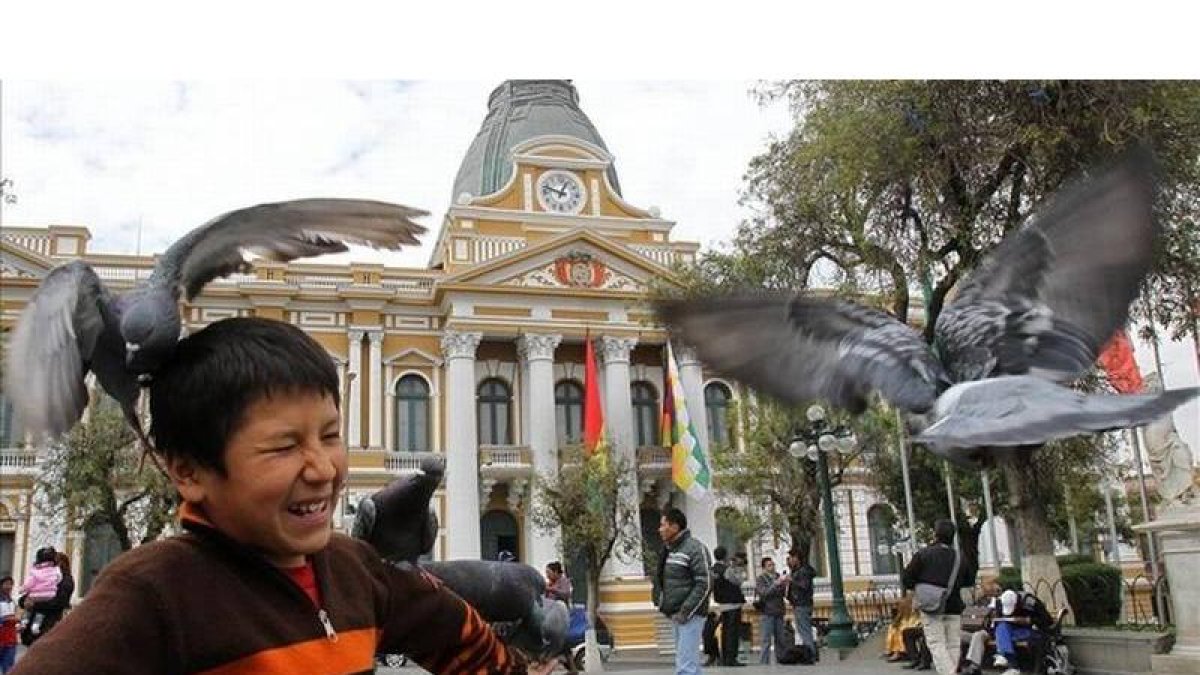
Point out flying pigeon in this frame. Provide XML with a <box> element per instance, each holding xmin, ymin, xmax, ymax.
<box><xmin>350</xmin><ymin>461</ymin><xmax>569</xmax><ymax>660</ymax></box>
<box><xmin>656</xmin><ymin>150</ymin><xmax>1198</xmax><ymax>465</ymax></box>
<box><xmin>5</xmin><ymin>198</ymin><xmax>427</xmax><ymax>443</ymax></box>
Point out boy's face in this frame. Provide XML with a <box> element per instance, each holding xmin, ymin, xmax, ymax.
<box><xmin>169</xmin><ymin>391</ymin><xmax>346</xmax><ymax>568</ymax></box>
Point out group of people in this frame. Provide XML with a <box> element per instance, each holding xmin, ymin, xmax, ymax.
<box><xmin>0</xmin><ymin>547</ymin><xmax>75</xmax><ymax>673</ymax></box>
<box><xmin>886</xmin><ymin>519</ymin><xmax>1057</xmax><ymax>675</ymax></box>
<box><xmin>652</xmin><ymin>507</ymin><xmax>820</xmax><ymax>674</ymax></box>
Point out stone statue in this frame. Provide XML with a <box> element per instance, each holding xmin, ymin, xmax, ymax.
<box><xmin>1142</xmin><ymin>373</ymin><xmax>1198</xmax><ymax>508</ymax></box>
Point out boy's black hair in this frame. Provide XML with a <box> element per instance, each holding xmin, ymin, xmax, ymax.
<box><xmin>662</xmin><ymin>507</ymin><xmax>688</xmax><ymax>531</ymax></box>
<box><xmin>149</xmin><ymin>317</ymin><xmax>340</xmax><ymax>474</ymax></box>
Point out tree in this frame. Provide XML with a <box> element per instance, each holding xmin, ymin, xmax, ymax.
<box><xmin>531</xmin><ymin>450</ymin><xmax>638</xmax><ymax>666</ymax></box>
<box><xmin>693</xmin><ymin>80</ymin><xmax>1200</xmax><ymax>610</ymax></box>
<box><xmin>36</xmin><ymin>397</ymin><xmax>178</xmax><ymax>552</ymax></box>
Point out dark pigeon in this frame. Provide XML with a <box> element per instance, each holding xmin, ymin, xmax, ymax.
<box><xmin>656</xmin><ymin>149</ymin><xmax>1198</xmax><ymax>466</ymax></box>
<box><xmin>350</xmin><ymin>461</ymin><xmax>569</xmax><ymax>660</ymax></box>
<box><xmin>5</xmin><ymin>198</ymin><xmax>427</xmax><ymax>444</ymax></box>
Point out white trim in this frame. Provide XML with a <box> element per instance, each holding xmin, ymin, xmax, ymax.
<box><xmin>512</xmin><ymin>154</ymin><xmax>610</xmax><ymax>171</ymax></box>
<box><xmin>384</xmin><ymin>347</ymin><xmax>444</xmax><ymax>366</ymax></box>
<box><xmin>447</xmin><ymin>204</ymin><xmax>674</xmax><ymax>232</ymax></box>
<box><xmin>391</xmin><ymin>370</ymin><xmax>434</xmax><ymax>453</ymax></box>
<box><xmin>510</xmin><ymin>134</ymin><xmax>613</xmax><ymax>162</ymax></box>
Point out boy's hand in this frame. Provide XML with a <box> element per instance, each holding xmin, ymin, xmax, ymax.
<box><xmin>528</xmin><ymin>658</ymin><xmax>558</xmax><ymax>674</ymax></box>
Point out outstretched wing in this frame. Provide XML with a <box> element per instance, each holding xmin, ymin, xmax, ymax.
<box><xmin>914</xmin><ymin>375</ymin><xmax>1197</xmax><ymax>449</ymax></box>
<box><xmin>5</xmin><ymin>261</ymin><xmax>114</xmax><ymax>437</ymax></box>
<box><xmin>157</xmin><ymin>198</ymin><xmax>429</xmax><ymax>300</ymax></box>
<box><xmin>656</xmin><ymin>293</ymin><xmax>945</xmax><ymax>414</ymax></box>
<box><xmin>940</xmin><ymin>149</ymin><xmax>1157</xmax><ymax>382</ymax></box>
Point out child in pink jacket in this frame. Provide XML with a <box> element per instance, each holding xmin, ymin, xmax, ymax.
<box><xmin>19</xmin><ymin>549</ymin><xmax>61</xmax><ymax>636</ymax></box>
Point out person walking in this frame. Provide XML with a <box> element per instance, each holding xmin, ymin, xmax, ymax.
<box><xmin>753</xmin><ymin>557</ymin><xmax>788</xmax><ymax>664</ymax></box>
<box><xmin>902</xmin><ymin>519</ymin><xmax>977</xmax><ymax>675</ymax></box>
<box><xmin>653</xmin><ymin>508</ymin><xmax>712</xmax><ymax>675</ymax></box>
<box><xmin>710</xmin><ymin>547</ymin><xmax>746</xmax><ymax>666</ymax></box>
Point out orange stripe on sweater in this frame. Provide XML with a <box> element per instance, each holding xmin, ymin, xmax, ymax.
<box><xmin>197</xmin><ymin>627</ymin><xmax>376</xmax><ymax>675</ymax></box>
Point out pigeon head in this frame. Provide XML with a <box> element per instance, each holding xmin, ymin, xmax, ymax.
<box><xmin>119</xmin><ymin>295</ymin><xmax>181</xmax><ymax>376</ymax></box>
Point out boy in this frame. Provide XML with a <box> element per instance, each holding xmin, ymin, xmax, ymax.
<box><xmin>14</xmin><ymin>317</ymin><xmax>553</xmax><ymax>674</ymax></box>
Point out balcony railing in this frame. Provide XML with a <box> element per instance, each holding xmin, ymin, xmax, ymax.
<box><xmin>479</xmin><ymin>445</ymin><xmax>531</xmax><ymax>467</ymax></box>
<box><xmin>0</xmin><ymin>450</ymin><xmax>38</xmax><ymax>471</ymax></box>
<box><xmin>383</xmin><ymin>451</ymin><xmax>442</xmax><ymax>473</ymax></box>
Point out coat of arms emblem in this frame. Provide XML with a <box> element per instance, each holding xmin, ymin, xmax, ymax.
<box><xmin>553</xmin><ymin>251</ymin><xmax>605</xmax><ymax>288</ymax></box>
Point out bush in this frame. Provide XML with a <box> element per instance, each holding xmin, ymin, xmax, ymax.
<box><xmin>996</xmin><ymin>566</ymin><xmax>1022</xmax><ymax>591</ymax></box>
<box><xmin>1060</xmin><ymin>563</ymin><xmax>1122</xmax><ymax>626</ymax></box>
<box><xmin>1057</xmin><ymin>553</ymin><xmax>1096</xmax><ymax>567</ymax></box>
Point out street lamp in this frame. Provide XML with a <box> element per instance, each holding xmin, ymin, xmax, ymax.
<box><xmin>788</xmin><ymin>403</ymin><xmax>859</xmax><ymax>649</ymax></box>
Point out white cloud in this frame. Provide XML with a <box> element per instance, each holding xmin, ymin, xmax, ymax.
<box><xmin>1</xmin><ymin>80</ymin><xmax>792</xmax><ymax>268</ymax></box>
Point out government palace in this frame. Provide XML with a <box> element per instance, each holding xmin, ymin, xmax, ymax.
<box><xmin>0</xmin><ymin>80</ymin><xmax>1013</xmax><ymax>651</ymax></box>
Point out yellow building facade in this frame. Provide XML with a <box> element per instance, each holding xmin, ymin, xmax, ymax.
<box><xmin>1</xmin><ymin>80</ymin><xmax>911</xmax><ymax>653</ymax></box>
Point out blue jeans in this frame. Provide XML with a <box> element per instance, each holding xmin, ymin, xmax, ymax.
<box><xmin>995</xmin><ymin>621</ymin><xmax>1035</xmax><ymax>659</ymax></box>
<box><xmin>759</xmin><ymin>614</ymin><xmax>787</xmax><ymax>664</ymax></box>
<box><xmin>793</xmin><ymin>605</ymin><xmax>815</xmax><ymax>652</ymax></box>
<box><xmin>0</xmin><ymin>644</ymin><xmax>15</xmax><ymax>674</ymax></box>
<box><xmin>673</xmin><ymin>614</ymin><xmax>706</xmax><ymax>674</ymax></box>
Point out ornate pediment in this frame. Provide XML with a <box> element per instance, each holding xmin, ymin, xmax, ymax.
<box><xmin>499</xmin><ymin>249</ymin><xmax>645</xmax><ymax>292</ymax></box>
<box><xmin>0</xmin><ymin>259</ymin><xmax>41</xmax><ymax>279</ymax></box>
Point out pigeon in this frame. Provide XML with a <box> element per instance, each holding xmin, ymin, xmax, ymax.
<box><xmin>5</xmin><ymin>198</ymin><xmax>427</xmax><ymax>443</ymax></box>
<box><xmin>656</xmin><ymin>149</ymin><xmax>1198</xmax><ymax>465</ymax></box>
<box><xmin>351</xmin><ymin>453</ymin><xmax>443</xmax><ymax>562</ymax></box>
<box><xmin>350</xmin><ymin>460</ymin><xmax>569</xmax><ymax>660</ymax></box>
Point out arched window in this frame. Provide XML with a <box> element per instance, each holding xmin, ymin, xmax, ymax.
<box><xmin>480</xmin><ymin>509</ymin><xmax>520</xmax><ymax>562</ymax></box>
<box><xmin>868</xmin><ymin>504</ymin><xmax>898</xmax><ymax>575</ymax></box>
<box><xmin>704</xmin><ymin>382</ymin><xmax>733</xmax><ymax>447</ymax></box>
<box><xmin>630</xmin><ymin>381</ymin><xmax>659</xmax><ymax>447</ymax></box>
<box><xmin>394</xmin><ymin>374</ymin><xmax>430</xmax><ymax>452</ymax></box>
<box><xmin>477</xmin><ymin>378</ymin><xmax>512</xmax><ymax>445</ymax></box>
<box><xmin>554</xmin><ymin>380</ymin><xmax>584</xmax><ymax>446</ymax></box>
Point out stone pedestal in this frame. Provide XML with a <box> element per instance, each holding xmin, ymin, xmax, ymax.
<box><xmin>1135</xmin><ymin>504</ymin><xmax>1200</xmax><ymax>673</ymax></box>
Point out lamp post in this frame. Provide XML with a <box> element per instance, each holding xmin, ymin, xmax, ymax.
<box><xmin>788</xmin><ymin>404</ymin><xmax>859</xmax><ymax>650</ymax></box>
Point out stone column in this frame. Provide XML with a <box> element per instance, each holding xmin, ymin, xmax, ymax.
<box><xmin>676</xmin><ymin>345</ymin><xmax>718</xmax><ymax>550</ymax></box>
<box><xmin>517</xmin><ymin>333</ymin><xmax>563</xmax><ymax>571</ymax></box>
<box><xmin>1140</xmin><ymin>506</ymin><xmax>1200</xmax><ymax>673</ymax></box>
<box><xmin>368</xmin><ymin>331</ymin><xmax>384</xmax><ymax>449</ymax></box>
<box><xmin>599</xmin><ymin>336</ymin><xmax>645</xmax><ymax>578</ymax></box>
<box><xmin>347</xmin><ymin>329</ymin><xmax>363</xmax><ymax>449</ymax></box>
<box><xmin>442</xmin><ymin>330</ymin><xmax>483</xmax><ymax>560</ymax></box>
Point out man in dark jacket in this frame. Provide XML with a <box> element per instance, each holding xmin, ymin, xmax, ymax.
<box><xmin>901</xmin><ymin>519</ymin><xmax>977</xmax><ymax>675</ymax></box>
<box><xmin>654</xmin><ymin>508</ymin><xmax>712</xmax><ymax>675</ymax></box>
<box><xmin>711</xmin><ymin>546</ymin><xmax>746</xmax><ymax>666</ymax></box>
<box><xmin>786</xmin><ymin>547</ymin><xmax>817</xmax><ymax>660</ymax></box>
<box><xmin>754</xmin><ymin>557</ymin><xmax>788</xmax><ymax>664</ymax></box>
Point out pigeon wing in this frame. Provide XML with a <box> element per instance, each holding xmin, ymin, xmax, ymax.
<box><xmin>914</xmin><ymin>375</ymin><xmax>1197</xmax><ymax>449</ymax></box>
<box><xmin>158</xmin><ymin>198</ymin><xmax>429</xmax><ymax>300</ymax></box>
<box><xmin>656</xmin><ymin>293</ymin><xmax>944</xmax><ymax>413</ymax></box>
<box><xmin>942</xmin><ymin>150</ymin><xmax>1157</xmax><ymax>382</ymax></box>
<box><xmin>5</xmin><ymin>261</ymin><xmax>113</xmax><ymax>437</ymax></box>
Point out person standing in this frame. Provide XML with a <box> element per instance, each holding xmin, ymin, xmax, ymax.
<box><xmin>710</xmin><ymin>547</ymin><xmax>746</xmax><ymax>666</ymax></box>
<box><xmin>654</xmin><ymin>508</ymin><xmax>712</xmax><ymax>675</ymax></box>
<box><xmin>544</xmin><ymin>561</ymin><xmax>573</xmax><ymax>604</ymax></box>
<box><xmin>902</xmin><ymin>519</ymin><xmax>977</xmax><ymax>675</ymax></box>
<box><xmin>0</xmin><ymin>576</ymin><xmax>17</xmax><ymax>674</ymax></box>
<box><xmin>753</xmin><ymin>557</ymin><xmax>788</xmax><ymax>664</ymax></box>
<box><xmin>785</xmin><ymin>547</ymin><xmax>817</xmax><ymax>660</ymax></box>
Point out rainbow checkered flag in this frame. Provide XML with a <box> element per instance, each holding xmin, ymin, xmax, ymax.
<box><xmin>663</xmin><ymin>342</ymin><xmax>712</xmax><ymax>499</ymax></box>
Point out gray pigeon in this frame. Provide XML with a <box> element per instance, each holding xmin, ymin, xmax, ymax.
<box><xmin>351</xmin><ymin>454</ymin><xmax>444</xmax><ymax>562</ymax></box>
<box><xmin>5</xmin><ymin>198</ymin><xmax>427</xmax><ymax>443</ymax></box>
<box><xmin>656</xmin><ymin>149</ymin><xmax>1198</xmax><ymax>465</ymax></box>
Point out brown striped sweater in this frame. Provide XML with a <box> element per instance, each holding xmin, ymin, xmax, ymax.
<box><xmin>13</xmin><ymin>511</ymin><xmax>529</xmax><ymax>674</ymax></box>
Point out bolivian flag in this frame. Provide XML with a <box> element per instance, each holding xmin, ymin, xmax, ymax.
<box><xmin>663</xmin><ymin>342</ymin><xmax>712</xmax><ymax>498</ymax></box>
<box><xmin>583</xmin><ymin>336</ymin><xmax>606</xmax><ymax>458</ymax></box>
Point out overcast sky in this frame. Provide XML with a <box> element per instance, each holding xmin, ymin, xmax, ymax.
<box><xmin>0</xmin><ymin>80</ymin><xmax>792</xmax><ymax>268</ymax></box>
<box><xmin>1</xmin><ymin>77</ymin><xmax>1195</xmax><ymax>454</ymax></box>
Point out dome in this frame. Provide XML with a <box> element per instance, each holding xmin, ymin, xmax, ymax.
<box><xmin>452</xmin><ymin>80</ymin><xmax>621</xmax><ymax>201</ymax></box>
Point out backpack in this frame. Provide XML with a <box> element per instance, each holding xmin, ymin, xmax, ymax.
<box><xmin>711</xmin><ymin>561</ymin><xmax>745</xmax><ymax>604</ymax></box>
<box><xmin>777</xmin><ymin>644</ymin><xmax>814</xmax><ymax>665</ymax></box>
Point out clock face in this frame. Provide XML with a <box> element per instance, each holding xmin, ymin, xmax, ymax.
<box><xmin>537</xmin><ymin>171</ymin><xmax>586</xmax><ymax>214</ymax></box>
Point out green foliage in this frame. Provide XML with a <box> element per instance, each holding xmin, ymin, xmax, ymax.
<box><xmin>996</xmin><ymin>566</ymin><xmax>1023</xmax><ymax>591</ymax></box>
<box><xmin>531</xmin><ymin>449</ymin><xmax>638</xmax><ymax>626</ymax></box>
<box><xmin>1056</xmin><ymin>553</ymin><xmax>1097</xmax><ymax>567</ymax></box>
<box><xmin>1060</xmin><ymin>563</ymin><xmax>1124</xmax><ymax>626</ymax></box>
<box><xmin>36</xmin><ymin>397</ymin><xmax>178</xmax><ymax>551</ymax></box>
